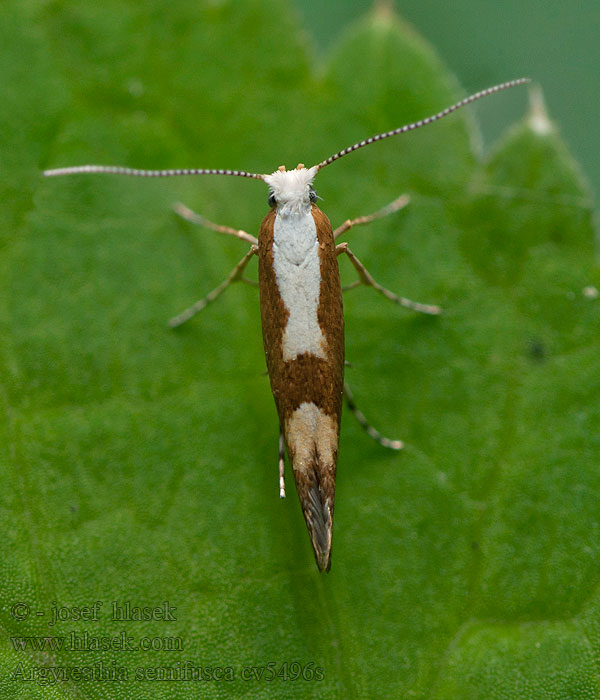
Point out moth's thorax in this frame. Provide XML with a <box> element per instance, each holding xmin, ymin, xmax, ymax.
<box><xmin>264</xmin><ymin>165</ymin><xmax>318</xmax><ymax>216</ymax></box>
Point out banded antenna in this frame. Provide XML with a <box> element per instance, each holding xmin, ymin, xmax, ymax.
<box><xmin>313</xmin><ymin>78</ymin><xmax>530</xmax><ymax>171</ymax></box>
<box><xmin>43</xmin><ymin>165</ymin><xmax>266</xmax><ymax>180</ymax></box>
<box><xmin>43</xmin><ymin>79</ymin><xmax>530</xmax><ymax>180</ymax></box>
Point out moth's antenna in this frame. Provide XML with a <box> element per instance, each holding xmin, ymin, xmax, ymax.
<box><xmin>314</xmin><ymin>78</ymin><xmax>530</xmax><ymax>171</ymax></box>
<box><xmin>43</xmin><ymin>165</ymin><xmax>266</xmax><ymax>180</ymax></box>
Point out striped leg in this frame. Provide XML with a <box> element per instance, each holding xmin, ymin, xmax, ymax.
<box><xmin>174</xmin><ymin>202</ymin><xmax>258</xmax><ymax>245</ymax></box>
<box><xmin>169</xmin><ymin>202</ymin><xmax>260</xmax><ymax>327</ymax></box>
<box><xmin>279</xmin><ymin>429</ymin><xmax>286</xmax><ymax>499</ymax></box>
<box><xmin>168</xmin><ymin>245</ymin><xmax>258</xmax><ymax>327</ymax></box>
<box><xmin>336</xmin><ymin>242</ymin><xmax>441</xmax><ymax>315</ymax></box>
<box><xmin>333</xmin><ymin>194</ymin><xmax>410</xmax><ymax>240</ymax></box>
<box><xmin>343</xmin><ymin>383</ymin><xmax>403</xmax><ymax>450</ymax></box>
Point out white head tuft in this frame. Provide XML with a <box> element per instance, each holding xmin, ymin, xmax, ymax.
<box><xmin>264</xmin><ymin>165</ymin><xmax>318</xmax><ymax>216</ymax></box>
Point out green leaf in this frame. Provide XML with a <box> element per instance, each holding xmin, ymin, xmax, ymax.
<box><xmin>2</xmin><ymin>1</ymin><xmax>598</xmax><ymax>698</ymax></box>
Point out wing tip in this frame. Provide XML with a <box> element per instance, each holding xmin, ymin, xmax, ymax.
<box><xmin>305</xmin><ymin>482</ymin><xmax>334</xmax><ymax>573</ymax></box>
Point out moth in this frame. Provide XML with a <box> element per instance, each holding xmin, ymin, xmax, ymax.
<box><xmin>44</xmin><ymin>78</ymin><xmax>529</xmax><ymax>571</ymax></box>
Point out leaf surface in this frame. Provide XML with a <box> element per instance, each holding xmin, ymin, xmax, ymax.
<box><xmin>1</xmin><ymin>2</ymin><xmax>598</xmax><ymax>698</ymax></box>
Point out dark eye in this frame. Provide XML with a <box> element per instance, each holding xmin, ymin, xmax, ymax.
<box><xmin>309</xmin><ymin>188</ymin><xmax>317</xmax><ymax>203</ymax></box>
<box><xmin>268</xmin><ymin>193</ymin><xmax>276</xmax><ymax>207</ymax></box>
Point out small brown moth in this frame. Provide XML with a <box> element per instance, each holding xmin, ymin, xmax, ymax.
<box><xmin>44</xmin><ymin>78</ymin><xmax>529</xmax><ymax>571</ymax></box>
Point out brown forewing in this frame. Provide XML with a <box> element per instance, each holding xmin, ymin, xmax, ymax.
<box><xmin>258</xmin><ymin>204</ymin><xmax>345</xmax><ymax>571</ymax></box>
<box><xmin>258</xmin><ymin>206</ymin><xmax>344</xmax><ymax>426</ymax></box>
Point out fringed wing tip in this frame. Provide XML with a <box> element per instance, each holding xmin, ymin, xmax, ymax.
<box><xmin>306</xmin><ymin>483</ymin><xmax>334</xmax><ymax>573</ymax></box>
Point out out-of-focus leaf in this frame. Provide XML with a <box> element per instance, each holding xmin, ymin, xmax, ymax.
<box><xmin>1</xmin><ymin>2</ymin><xmax>598</xmax><ymax>698</ymax></box>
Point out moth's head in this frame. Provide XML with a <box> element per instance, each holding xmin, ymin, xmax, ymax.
<box><xmin>263</xmin><ymin>164</ymin><xmax>318</xmax><ymax>216</ymax></box>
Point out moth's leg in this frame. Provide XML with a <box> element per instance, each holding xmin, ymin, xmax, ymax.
<box><xmin>333</xmin><ymin>194</ymin><xmax>410</xmax><ymax>240</ymax></box>
<box><xmin>336</xmin><ymin>242</ymin><xmax>441</xmax><ymax>315</ymax></box>
<box><xmin>343</xmin><ymin>383</ymin><xmax>404</xmax><ymax>450</ymax></box>
<box><xmin>168</xmin><ymin>245</ymin><xmax>258</xmax><ymax>327</ymax></box>
<box><xmin>173</xmin><ymin>202</ymin><xmax>258</xmax><ymax>245</ymax></box>
<box><xmin>279</xmin><ymin>429</ymin><xmax>286</xmax><ymax>499</ymax></box>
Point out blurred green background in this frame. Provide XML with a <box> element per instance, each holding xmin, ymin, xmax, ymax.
<box><xmin>296</xmin><ymin>0</ymin><xmax>600</xmax><ymax>204</ymax></box>
<box><xmin>1</xmin><ymin>1</ymin><xmax>598</xmax><ymax>697</ymax></box>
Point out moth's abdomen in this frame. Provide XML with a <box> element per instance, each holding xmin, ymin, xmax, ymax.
<box><xmin>258</xmin><ymin>206</ymin><xmax>344</xmax><ymax>572</ymax></box>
